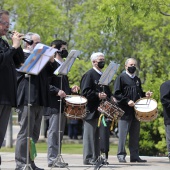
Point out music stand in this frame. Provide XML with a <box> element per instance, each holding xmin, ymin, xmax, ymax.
<box><xmin>98</xmin><ymin>61</ymin><xmax>119</xmax><ymax>86</ymax></box>
<box><xmin>95</xmin><ymin>61</ymin><xmax>119</xmax><ymax>170</ymax></box>
<box><xmin>51</xmin><ymin>50</ymin><xmax>80</xmax><ymax>170</ymax></box>
<box><xmin>18</xmin><ymin>43</ymin><xmax>57</xmax><ymax>170</ymax></box>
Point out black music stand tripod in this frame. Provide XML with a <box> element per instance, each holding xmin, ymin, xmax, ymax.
<box><xmin>50</xmin><ymin>75</ymin><xmax>70</xmax><ymax>170</ymax></box>
<box><xmin>23</xmin><ymin>74</ymin><xmax>33</xmax><ymax>170</ymax></box>
<box><xmin>50</xmin><ymin>50</ymin><xmax>80</xmax><ymax>170</ymax></box>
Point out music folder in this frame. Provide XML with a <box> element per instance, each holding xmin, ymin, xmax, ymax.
<box><xmin>18</xmin><ymin>43</ymin><xmax>58</xmax><ymax>75</ymax></box>
<box><xmin>98</xmin><ymin>61</ymin><xmax>120</xmax><ymax>86</ymax></box>
<box><xmin>54</xmin><ymin>50</ymin><xmax>81</xmax><ymax>76</ymax></box>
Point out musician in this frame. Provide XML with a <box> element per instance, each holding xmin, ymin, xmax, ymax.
<box><xmin>0</xmin><ymin>9</ymin><xmax>24</xmax><ymax>165</ymax></box>
<box><xmin>80</xmin><ymin>52</ymin><xmax>113</xmax><ymax>165</ymax></box>
<box><xmin>160</xmin><ymin>80</ymin><xmax>170</xmax><ymax>161</ymax></box>
<box><xmin>47</xmin><ymin>40</ymin><xmax>79</xmax><ymax>168</ymax></box>
<box><xmin>15</xmin><ymin>32</ymin><xmax>57</xmax><ymax>170</ymax></box>
<box><xmin>113</xmin><ymin>58</ymin><xmax>152</xmax><ymax>163</ymax></box>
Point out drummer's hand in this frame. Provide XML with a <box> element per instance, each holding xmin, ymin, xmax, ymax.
<box><xmin>145</xmin><ymin>91</ymin><xmax>153</xmax><ymax>97</ymax></box>
<box><xmin>99</xmin><ymin>92</ymin><xmax>107</xmax><ymax>99</ymax></box>
<box><xmin>128</xmin><ymin>100</ymin><xmax>135</xmax><ymax>107</ymax></box>
<box><xmin>71</xmin><ymin>85</ymin><xmax>80</xmax><ymax>93</ymax></box>
<box><xmin>57</xmin><ymin>90</ymin><xmax>66</xmax><ymax>98</ymax></box>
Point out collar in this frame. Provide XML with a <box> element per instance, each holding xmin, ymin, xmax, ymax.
<box><xmin>23</xmin><ymin>49</ymin><xmax>31</xmax><ymax>53</ymax></box>
<box><xmin>54</xmin><ymin>58</ymin><xmax>63</xmax><ymax>65</ymax></box>
<box><xmin>126</xmin><ymin>70</ymin><xmax>135</xmax><ymax>78</ymax></box>
<box><xmin>93</xmin><ymin>67</ymin><xmax>102</xmax><ymax>75</ymax></box>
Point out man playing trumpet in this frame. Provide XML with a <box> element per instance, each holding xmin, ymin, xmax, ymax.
<box><xmin>0</xmin><ymin>9</ymin><xmax>24</xmax><ymax>166</ymax></box>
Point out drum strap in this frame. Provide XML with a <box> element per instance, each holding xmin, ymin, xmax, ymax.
<box><xmin>110</xmin><ymin>119</ymin><xmax>115</xmax><ymax>131</ymax></box>
<box><xmin>98</xmin><ymin>114</ymin><xmax>107</xmax><ymax>127</ymax></box>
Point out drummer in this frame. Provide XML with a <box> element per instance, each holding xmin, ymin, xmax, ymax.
<box><xmin>46</xmin><ymin>39</ymin><xmax>79</xmax><ymax>168</ymax></box>
<box><xmin>113</xmin><ymin>57</ymin><xmax>152</xmax><ymax>163</ymax></box>
<box><xmin>80</xmin><ymin>52</ymin><xmax>115</xmax><ymax>165</ymax></box>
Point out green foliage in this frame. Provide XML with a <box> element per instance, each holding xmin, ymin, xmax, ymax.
<box><xmin>68</xmin><ymin>58</ymin><xmax>91</xmax><ymax>87</ymax></box>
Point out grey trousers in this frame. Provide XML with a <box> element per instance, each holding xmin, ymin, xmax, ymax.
<box><xmin>83</xmin><ymin>118</ymin><xmax>100</xmax><ymax>163</ymax></box>
<box><xmin>165</xmin><ymin>125</ymin><xmax>170</xmax><ymax>155</ymax></box>
<box><xmin>47</xmin><ymin>113</ymin><xmax>66</xmax><ymax>165</ymax></box>
<box><xmin>0</xmin><ymin>105</ymin><xmax>11</xmax><ymax>148</ymax></box>
<box><xmin>15</xmin><ymin>105</ymin><xmax>44</xmax><ymax>168</ymax></box>
<box><xmin>117</xmin><ymin>119</ymin><xmax>140</xmax><ymax>160</ymax></box>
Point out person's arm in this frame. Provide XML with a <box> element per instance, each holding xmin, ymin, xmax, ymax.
<box><xmin>13</xmin><ymin>46</ymin><xmax>25</xmax><ymax>68</ymax></box>
<box><xmin>0</xmin><ymin>31</ymin><xmax>23</xmax><ymax>67</ymax></box>
<box><xmin>160</xmin><ymin>82</ymin><xmax>170</xmax><ymax>108</ymax></box>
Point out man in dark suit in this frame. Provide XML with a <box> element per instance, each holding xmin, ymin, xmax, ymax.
<box><xmin>80</xmin><ymin>52</ymin><xmax>112</xmax><ymax>165</ymax></box>
<box><xmin>0</xmin><ymin>9</ymin><xmax>24</xmax><ymax>166</ymax></box>
<box><xmin>160</xmin><ymin>80</ymin><xmax>170</xmax><ymax>161</ymax></box>
<box><xmin>114</xmin><ymin>58</ymin><xmax>152</xmax><ymax>163</ymax></box>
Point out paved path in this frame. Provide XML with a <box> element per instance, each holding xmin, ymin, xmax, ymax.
<box><xmin>0</xmin><ymin>152</ymin><xmax>170</xmax><ymax>170</ymax></box>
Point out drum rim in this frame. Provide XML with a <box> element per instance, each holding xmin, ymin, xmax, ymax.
<box><xmin>65</xmin><ymin>95</ymin><xmax>87</xmax><ymax>104</ymax></box>
<box><xmin>134</xmin><ymin>97</ymin><xmax>157</xmax><ymax>111</ymax></box>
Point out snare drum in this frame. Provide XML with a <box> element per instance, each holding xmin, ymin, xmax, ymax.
<box><xmin>64</xmin><ymin>95</ymin><xmax>87</xmax><ymax>119</ymax></box>
<box><xmin>134</xmin><ymin>97</ymin><xmax>158</xmax><ymax>122</ymax></box>
<box><xmin>98</xmin><ymin>100</ymin><xmax>124</xmax><ymax>120</ymax></box>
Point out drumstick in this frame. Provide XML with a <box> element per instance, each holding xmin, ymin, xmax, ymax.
<box><xmin>135</xmin><ymin>104</ymin><xmax>149</xmax><ymax>105</ymax></box>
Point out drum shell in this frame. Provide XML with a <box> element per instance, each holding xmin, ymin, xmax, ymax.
<box><xmin>64</xmin><ymin>95</ymin><xmax>87</xmax><ymax>119</ymax></box>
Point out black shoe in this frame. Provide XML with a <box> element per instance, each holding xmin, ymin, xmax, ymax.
<box><xmin>31</xmin><ymin>163</ymin><xmax>44</xmax><ymax>170</ymax></box>
<box><xmin>48</xmin><ymin>162</ymin><xmax>68</xmax><ymax>168</ymax></box>
<box><xmin>118</xmin><ymin>157</ymin><xmax>126</xmax><ymax>163</ymax></box>
<box><xmin>84</xmin><ymin>159</ymin><xmax>97</xmax><ymax>165</ymax></box>
<box><xmin>0</xmin><ymin>155</ymin><xmax>1</xmax><ymax>165</ymax></box>
<box><xmin>130</xmin><ymin>157</ymin><xmax>147</xmax><ymax>162</ymax></box>
<box><xmin>32</xmin><ymin>166</ymin><xmax>44</xmax><ymax>170</ymax></box>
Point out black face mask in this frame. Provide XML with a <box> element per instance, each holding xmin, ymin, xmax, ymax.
<box><xmin>127</xmin><ymin>66</ymin><xmax>136</xmax><ymax>74</ymax></box>
<box><xmin>60</xmin><ymin>49</ymin><xmax>68</xmax><ymax>58</ymax></box>
<box><xmin>98</xmin><ymin>61</ymin><xmax>105</xmax><ymax>69</ymax></box>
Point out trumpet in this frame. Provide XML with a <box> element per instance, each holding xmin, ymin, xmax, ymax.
<box><xmin>8</xmin><ymin>31</ymin><xmax>33</xmax><ymax>45</ymax></box>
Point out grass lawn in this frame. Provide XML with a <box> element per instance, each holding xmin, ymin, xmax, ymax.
<box><xmin>1</xmin><ymin>142</ymin><xmax>119</xmax><ymax>155</ymax></box>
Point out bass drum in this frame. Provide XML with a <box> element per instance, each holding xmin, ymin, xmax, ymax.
<box><xmin>134</xmin><ymin>97</ymin><xmax>158</xmax><ymax>122</ymax></box>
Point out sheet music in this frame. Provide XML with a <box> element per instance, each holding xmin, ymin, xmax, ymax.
<box><xmin>54</xmin><ymin>50</ymin><xmax>80</xmax><ymax>75</ymax></box>
<box><xmin>19</xmin><ymin>43</ymin><xmax>58</xmax><ymax>75</ymax></box>
<box><xmin>98</xmin><ymin>61</ymin><xmax>120</xmax><ymax>86</ymax></box>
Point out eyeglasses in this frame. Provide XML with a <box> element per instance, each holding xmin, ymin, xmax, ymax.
<box><xmin>0</xmin><ymin>21</ymin><xmax>11</xmax><ymax>26</ymax></box>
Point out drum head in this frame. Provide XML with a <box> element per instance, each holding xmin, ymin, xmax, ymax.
<box><xmin>65</xmin><ymin>95</ymin><xmax>87</xmax><ymax>104</ymax></box>
<box><xmin>134</xmin><ymin>98</ymin><xmax>158</xmax><ymax>122</ymax></box>
<box><xmin>135</xmin><ymin>98</ymin><xmax>157</xmax><ymax>112</ymax></box>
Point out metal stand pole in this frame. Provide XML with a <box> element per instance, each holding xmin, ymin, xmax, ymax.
<box><xmin>23</xmin><ymin>74</ymin><xmax>33</xmax><ymax>170</ymax></box>
<box><xmin>50</xmin><ymin>75</ymin><xmax>69</xmax><ymax>170</ymax></box>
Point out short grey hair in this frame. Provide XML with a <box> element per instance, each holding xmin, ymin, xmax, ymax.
<box><xmin>90</xmin><ymin>52</ymin><xmax>104</xmax><ymax>62</ymax></box>
<box><xmin>23</xmin><ymin>32</ymin><xmax>40</xmax><ymax>48</ymax></box>
<box><xmin>125</xmin><ymin>58</ymin><xmax>137</xmax><ymax>66</ymax></box>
